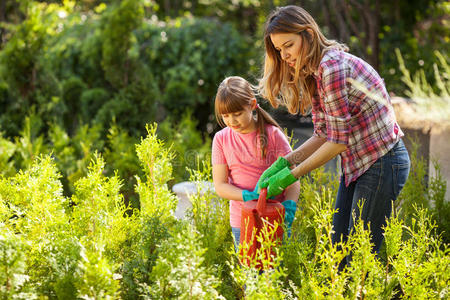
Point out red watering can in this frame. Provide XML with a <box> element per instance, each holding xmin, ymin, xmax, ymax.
<box><xmin>239</xmin><ymin>188</ymin><xmax>285</xmax><ymax>270</ymax></box>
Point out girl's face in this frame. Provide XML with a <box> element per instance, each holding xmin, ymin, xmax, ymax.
<box><xmin>270</xmin><ymin>32</ymin><xmax>303</xmax><ymax>68</ymax></box>
<box><xmin>221</xmin><ymin>104</ymin><xmax>256</xmax><ymax>134</ymax></box>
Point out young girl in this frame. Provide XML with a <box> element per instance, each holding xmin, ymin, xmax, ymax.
<box><xmin>211</xmin><ymin>76</ymin><xmax>300</xmax><ymax>249</ymax></box>
<box><xmin>256</xmin><ymin>6</ymin><xmax>410</xmax><ymax>258</ymax></box>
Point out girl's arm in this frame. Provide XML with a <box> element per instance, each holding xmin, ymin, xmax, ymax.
<box><xmin>291</xmin><ymin>141</ymin><xmax>347</xmax><ymax>178</ymax></box>
<box><xmin>285</xmin><ymin>135</ymin><xmax>327</xmax><ymax>165</ymax></box>
<box><xmin>212</xmin><ymin>164</ymin><xmax>245</xmax><ymax>201</ymax></box>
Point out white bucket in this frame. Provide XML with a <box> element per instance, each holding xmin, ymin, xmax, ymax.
<box><xmin>172</xmin><ymin>181</ymin><xmax>215</xmax><ymax>219</ymax></box>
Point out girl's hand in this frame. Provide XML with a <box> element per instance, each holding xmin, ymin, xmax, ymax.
<box><xmin>256</xmin><ymin>156</ymin><xmax>291</xmax><ymax>192</ymax></box>
<box><xmin>260</xmin><ymin>167</ymin><xmax>298</xmax><ymax>198</ymax></box>
<box><xmin>281</xmin><ymin>200</ymin><xmax>297</xmax><ymax>230</ymax></box>
<box><xmin>242</xmin><ymin>190</ymin><xmax>260</xmax><ymax>202</ymax></box>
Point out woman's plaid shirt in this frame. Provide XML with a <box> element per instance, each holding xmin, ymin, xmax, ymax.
<box><xmin>312</xmin><ymin>49</ymin><xmax>403</xmax><ymax>186</ymax></box>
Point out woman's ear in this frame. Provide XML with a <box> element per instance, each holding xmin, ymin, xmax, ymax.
<box><xmin>305</xmin><ymin>28</ymin><xmax>315</xmax><ymax>41</ymax></box>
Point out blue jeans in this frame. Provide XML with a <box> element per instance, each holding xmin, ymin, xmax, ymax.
<box><xmin>332</xmin><ymin>139</ymin><xmax>410</xmax><ymax>255</ymax></box>
<box><xmin>232</xmin><ymin>227</ymin><xmax>241</xmax><ymax>252</ymax></box>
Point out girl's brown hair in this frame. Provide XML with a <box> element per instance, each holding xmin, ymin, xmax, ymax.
<box><xmin>215</xmin><ymin>76</ymin><xmax>284</xmax><ymax>158</ymax></box>
<box><xmin>258</xmin><ymin>5</ymin><xmax>348</xmax><ymax>115</ymax></box>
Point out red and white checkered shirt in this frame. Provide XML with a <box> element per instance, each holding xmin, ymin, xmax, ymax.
<box><xmin>312</xmin><ymin>49</ymin><xmax>403</xmax><ymax>186</ymax></box>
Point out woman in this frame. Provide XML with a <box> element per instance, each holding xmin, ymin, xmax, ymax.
<box><xmin>256</xmin><ymin>5</ymin><xmax>410</xmax><ymax>257</ymax></box>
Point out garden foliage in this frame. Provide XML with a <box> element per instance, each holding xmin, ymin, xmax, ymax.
<box><xmin>0</xmin><ymin>0</ymin><xmax>251</xmax><ymax>138</ymax></box>
<box><xmin>0</xmin><ymin>123</ymin><xmax>448</xmax><ymax>299</ymax></box>
<box><xmin>0</xmin><ymin>1</ymin><xmax>449</xmax><ymax>298</ymax></box>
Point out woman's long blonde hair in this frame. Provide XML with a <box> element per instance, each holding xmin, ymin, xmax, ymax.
<box><xmin>258</xmin><ymin>5</ymin><xmax>348</xmax><ymax>115</ymax></box>
<box><xmin>215</xmin><ymin>76</ymin><xmax>284</xmax><ymax>158</ymax></box>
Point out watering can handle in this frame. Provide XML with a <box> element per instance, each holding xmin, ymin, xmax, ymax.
<box><xmin>256</xmin><ymin>188</ymin><xmax>267</xmax><ymax>215</ymax></box>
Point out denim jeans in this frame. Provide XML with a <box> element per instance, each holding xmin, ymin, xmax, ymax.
<box><xmin>232</xmin><ymin>227</ymin><xmax>241</xmax><ymax>252</ymax></box>
<box><xmin>332</xmin><ymin>139</ymin><xmax>410</xmax><ymax>255</ymax></box>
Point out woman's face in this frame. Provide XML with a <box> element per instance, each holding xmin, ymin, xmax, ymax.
<box><xmin>270</xmin><ymin>32</ymin><xmax>303</xmax><ymax>68</ymax></box>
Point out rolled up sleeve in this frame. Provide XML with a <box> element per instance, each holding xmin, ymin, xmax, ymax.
<box><xmin>312</xmin><ymin>109</ymin><xmax>327</xmax><ymax>138</ymax></box>
<box><xmin>321</xmin><ymin>61</ymin><xmax>351</xmax><ymax>145</ymax></box>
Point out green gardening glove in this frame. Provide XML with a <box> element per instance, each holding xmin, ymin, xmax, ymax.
<box><xmin>260</xmin><ymin>167</ymin><xmax>298</xmax><ymax>198</ymax></box>
<box><xmin>256</xmin><ymin>156</ymin><xmax>291</xmax><ymax>192</ymax></box>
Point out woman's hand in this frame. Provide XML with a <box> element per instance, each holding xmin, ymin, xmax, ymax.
<box><xmin>256</xmin><ymin>156</ymin><xmax>291</xmax><ymax>192</ymax></box>
<box><xmin>260</xmin><ymin>167</ymin><xmax>298</xmax><ymax>198</ymax></box>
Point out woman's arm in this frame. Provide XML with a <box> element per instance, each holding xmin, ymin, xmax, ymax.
<box><xmin>291</xmin><ymin>141</ymin><xmax>347</xmax><ymax>178</ymax></box>
<box><xmin>283</xmin><ymin>180</ymin><xmax>300</xmax><ymax>202</ymax></box>
<box><xmin>285</xmin><ymin>135</ymin><xmax>327</xmax><ymax>165</ymax></box>
<box><xmin>212</xmin><ymin>164</ymin><xmax>245</xmax><ymax>201</ymax></box>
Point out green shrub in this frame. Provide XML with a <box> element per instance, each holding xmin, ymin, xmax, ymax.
<box><xmin>158</xmin><ymin>111</ymin><xmax>212</xmax><ymax>184</ymax></box>
<box><xmin>13</xmin><ymin>114</ymin><xmax>47</xmax><ymax>170</ymax></box>
<box><xmin>80</xmin><ymin>88</ymin><xmax>111</xmax><ymax>124</ymax></box>
<box><xmin>27</xmin><ymin>233</ymin><xmax>80</xmax><ymax>298</ymax></box>
<box><xmin>94</xmin><ymin>66</ymin><xmax>159</xmax><ymax>136</ymax></box>
<box><xmin>0</xmin><ymin>122</ymin><xmax>448</xmax><ymax>299</ymax></box>
<box><xmin>145</xmin><ymin>222</ymin><xmax>224</xmax><ymax>299</ymax></box>
<box><xmin>0</xmin><ymin>155</ymin><xmax>68</xmax><ymax>238</ymax></box>
<box><xmin>104</xmin><ymin>124</ymin><xmax>141</xmax><ymax>210</ymax></box>
<box><xmin>120</xmin><ymin>214</ymin><xmax>172</xmax><ymax>299</ymax></box>
<box><xmin>185</xmin><ymin>161</ymin><xmax>238</xmax><ymax>299</ymax></box>
<box><xmin>61</xmin><ymin>76</ymin><xmax>87</xmax><ymax>133</ymax></box>
<box><xmin>0</xmin><ymin>226</ymin><xmax>36</xmax><ymax>299</ymax></box>
<box><xmin>396</xmin><ymin>138</ymin><xmax>449</xmax><ymax>244</ymax></box>
<box><xmin>0</xmin><ymin>1</ymin><xmax>254</xmax><ymax>140</ymax></box>
<box><xmin>0</xmin><ymin>154</ymin><xmax>74</xmax><ymax>297</ymax></box>
<box><xmin>101</xmin><ymin>0</ymin><xmax>144</xmax><ymax>90</ymax></box>
<box><xmin>0</xmin><ymin>132</ymin><xmax>16</xmax><ymax>177</ymax></box>
<box><xmin>396</xmin><ymin>139</ymin><xmax>430</xmax><ymax>224</ymax></box>
<box><xmin>0</xmin><ymin>2</ymin><xmax>47</xmax><ymax>99</ymax></box>
<box><xmin>75</xmin><ymin>242</ymin><xmax>120</xmax><ymax>299</ymax></box>
<box><xmin>136</xmin><ymin>16</ymin><xmax>252</xmax><ymax>129</ymax></box>
<box><xmin>49</xmin><ymin>122</ymin><xmax>104</xmax><ymax>196</ymax></box>
<box><xmin>135</xmin><ymin>124</ymin><xmax>178</xmax><ymax>218</ymax></box>
<box><xmin>429</xmin><ymin>161</ymin><xmax>450</xmax><ymax>244</ymax></box>
<box><xmin>384</xmin><ymin>207</ymin><xmax>449</xmax><ymax>298</ymax></box>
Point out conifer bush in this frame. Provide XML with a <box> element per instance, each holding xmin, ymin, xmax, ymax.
<box><xmin>0</xmin><ymin>122</ymin><xmax>448</xmax><ymax>299</ymax></box>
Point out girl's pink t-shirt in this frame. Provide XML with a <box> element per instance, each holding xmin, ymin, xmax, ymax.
<box><xmin>212</xmin><ymin>124</ymin><xmax>292</xmax><ymax>227</ymax></box>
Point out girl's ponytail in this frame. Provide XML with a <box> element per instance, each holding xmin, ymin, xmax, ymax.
<box><xmin>255</xmin><ymin>104</ymin><xmax>285</xmax><ymax>159</ymax></box>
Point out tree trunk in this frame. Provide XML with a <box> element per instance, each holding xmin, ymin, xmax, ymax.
<box><xmin>347</xmin><ymin>0</ymin><xmax>380</xmax><ymax>70</ymax></box>
<box><xmin>363</xmin><ymin>0</ymin><xmax>380</xmax><ymax>70</ymax></box>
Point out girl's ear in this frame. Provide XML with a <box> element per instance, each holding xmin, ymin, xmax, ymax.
<box><xmin>251</xmin><ymin>98</ymin><xmax>257</xmax><ymax>110</ymax></box>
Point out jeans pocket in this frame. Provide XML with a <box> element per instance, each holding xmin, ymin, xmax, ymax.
<box><xmin>393</xmin><ymin>164</ymin><xmax>410</xmax><ymax>198</ymax></box>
